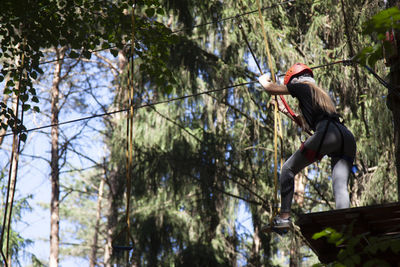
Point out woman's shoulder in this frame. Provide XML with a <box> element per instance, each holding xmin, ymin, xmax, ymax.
<box><xmin>287</xmin><ymin>82</ymin><xmax>312</xmax><ymax>97</ymax></box>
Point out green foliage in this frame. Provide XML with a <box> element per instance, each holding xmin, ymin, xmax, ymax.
<box><xmin>0</xmin><ymin>0</ymin><xmax>176</xmax><ymax>134</ymax></box>
<box><xmin>312</xmin><ymin>226</ymin><xmax>400</xmax><ymax>267</ymax></box>
<box><xmin>0</xmin><ymin>101</ymin><xmax>27</xmax><ymax>138</ymax></box>
<box><xmin>22</xmin><ymin>0</ymin><xmax>398</xmax><ymax>265</ymax></box>
<box><xmin>0</xmin><ymin>185</ymin><xmax>33</xmax><ymax>265</ymax></box>
<box><xmin>357</xmin><ymin>7</ymin><xmax>400</xmax><ymax>67</ymax></box>
<box><xmin>364</xmin><ymin>7</ymin><xmax>400</xmax><ymax>34</ymax></box>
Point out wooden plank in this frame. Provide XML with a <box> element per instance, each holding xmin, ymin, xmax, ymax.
<box><xmin>296</xmin><ymin>202</ymin><xmax>400</xmax><ymax>264</ymax></box>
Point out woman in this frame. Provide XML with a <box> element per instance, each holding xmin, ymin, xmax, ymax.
<box><xmin>258</xmin><ymin>63</ymin><xmax>356</xmax><ymax>230</ymax></box>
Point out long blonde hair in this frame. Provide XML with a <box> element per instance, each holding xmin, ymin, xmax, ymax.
<box><xmin>305</xmin><ymin>82</ymin><xmax>336</xmax><ymax>114</ymax></box>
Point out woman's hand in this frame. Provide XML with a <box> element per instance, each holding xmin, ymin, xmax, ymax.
<box><xmin>258</xmin><ymin>74</ymin><xmax>290</xmax><ymax>95</ymax></box>
<box><xmin>258</xmin><ymin>73</ymin><xmax>272</xmax><ymax>89</ymax></box>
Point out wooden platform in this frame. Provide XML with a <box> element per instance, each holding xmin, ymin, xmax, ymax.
<box><xmin>297</xmin><ymin>202</ymin><xmax>400</xmax><ymax>265</ymax></box>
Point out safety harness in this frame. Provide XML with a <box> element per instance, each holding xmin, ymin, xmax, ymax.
<box><xmin>299</xmin><ymin>114</ymin><xmax>354</xmax><ymax>164</ymax></box>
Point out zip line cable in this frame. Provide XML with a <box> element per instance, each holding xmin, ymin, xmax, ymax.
<box><xmin>0</xmin><ymin>81</ymin><xmax>257</xmax><ymax>138</ymax></box>
<box><xmin>37</xmin><ymin>1</ymin><xmax>295</xmax><ymax>66</ymax></box>
<box><xmin>278</xmin><ymin>58</ymin><xmax>400</xmax><ymax>98</ymax></box>
<box><xmin>1</xmin><ymin>58</ymin><xmax>393</xmax><ymax>139</ymax></box>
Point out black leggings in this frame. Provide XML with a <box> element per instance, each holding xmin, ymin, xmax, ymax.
<box><xmin>280</xmin><ymin>120</ymin><xmax>356</xmax><ymax>213</ymax></box>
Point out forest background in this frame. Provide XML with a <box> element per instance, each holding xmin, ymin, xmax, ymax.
<box><xmin>0</xmin><ymin>0</ymin><xmax>400</xmax><ymax>266</ymax></box>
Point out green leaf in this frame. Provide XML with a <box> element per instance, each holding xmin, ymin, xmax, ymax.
<box><xmin>4</xmin><ymin>88</ymin><xmax>12</xmax><ymax>95</ymax></box>
<box><xmin>145</xmin><ymin>8</ymin><xmax>155</xmax><ymax>17</ymax></box>
<box><xmin>157</xmin><ymin>8</ymin><xmax>165</xmax><ymax>15</ymax></box>
<box><xmin>20</xmin><ymin>94</ymin><xmax>29</xmax><ymax>102</ymax></box>
<box><xmin>22</xmin><ymin>104</ymin><xmax>31</xmax><ymax>111</ymax></box>
<box><xmin>1</xmin><ymin>123</ymin><xmax>8</xmax><ymax>131</ymax></box>
<box><xmin>32</xmin><ymin>96</ymin><xmax>39</xmax><ymax>103</ymax></box>
<box><xmin>364</xmin><ymin>7</ymin><xmax>400</xmax><ymax>34</ymax></box>
<box><xmin>312</xmin><ymin>227</ymin><xmax>335</xmax><ymax>240</ymax></box>
<box><xmin>165</xmin><ymin>85</ymin><xmax>173</xmax><ymax>94</ymax></box>
<box><xmin>36</xmin><ymin>67</ymin><xmax>44</xmax><ymax>75</ymax></box>
<box><xmin>83</xmin><ymin>50</ymin><xmax>92</xmax><ymax>59</ymax></box>
<box><xmin>7</xmin><ymin>80</ymin><xmax>15</xmax><ymax>87</ymax></box>
<box><xmin>33</xmin><ymin>106</ymin><xmax>40</xmax><ymax>113</ymax></box>
<box><xmin>69</xmin><ymin>50</ymin><xmax>80</xmax><ymax>58</ymax></box>
<box><xmin>30</xmin><ymin>71</ymin><xmax>37</xmax><ymax>79</ymax></box>
<box><xmin>110</xmin><ymin>49</ymin><xmax>119</xmax><ymax>57</ymax></box>
<box><xmin>19</xmin><ymin>133</ymin><xmax>27</xmax><ymax>142</ymax></box>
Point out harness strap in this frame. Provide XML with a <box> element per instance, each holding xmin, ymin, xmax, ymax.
<box><xmin>300</xmin><ymin>117</ymin><xmax>354</xmax><ymax>165</ymax></box>
<box><xmin>300</xmin><ymin>142</ymin><xmax>323</xmax><ymax>162</ymax></box>
<box><xmin>315</xmin><ymin>119</ymin><xmax>331</xmax><ymax>157</ymax></box>
<box><xmin>329</xmin><ymin>121</ymin><xmax>355</xmax><ymax>164</ymax></box>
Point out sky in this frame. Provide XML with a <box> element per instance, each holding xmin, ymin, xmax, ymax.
<box><xmin>0</xmin><ymin>61</ymin><xmax>113</xmax><ymax>265</ymax></box>
<box><xmin>7</xmin><ymin>89</ymin><xmax>255</xmax><ymax>267</ymax></box>
<box><xmin>0</xmin><ymin>42</ymin><xmax>266</xmax><ymax>267</ymax></box>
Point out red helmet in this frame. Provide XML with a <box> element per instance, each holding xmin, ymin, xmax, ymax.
<box><xmin>284</xmin><ymin>63</ymin><xmax>313</xmax><ymax>85</ymax></box>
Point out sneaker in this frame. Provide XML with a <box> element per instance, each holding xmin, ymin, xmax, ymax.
<box><xmin>272</xmin><ymin>215</ymin><xmax>291</xmax><ymax>229</ymax></box>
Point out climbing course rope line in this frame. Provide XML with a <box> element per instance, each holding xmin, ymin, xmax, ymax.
<box><xmin>126</xmin><ymin>0</ymin><xmax>136</xmax><ymax>253</ymax></box>
<box><xmin>112</xmin><ymin>2</ymin><xmax>136</xmax><ymax>261</ymax></box>
<box><xmin>280</xmin><ymin>58</ymin><xmax>400</xmax><ymax>98</ymax></box>
<box><xmin>0</xmin><ymin>81</ymin><xmax>257</xmax><ymax>138</ymax></box>
<box><xmin>236</xmin><ymin>6</ymin><xmax>281</xmax><ymax>221</ymax></box>
<box><xmin>1</xmin><ymin>59</ymin><xmax>393</xmax><ymax>141</ymax></box>
<box><xmin>254</xmin><ymin>0</ymin><xmax>282</xmax><ymax>226</ymax></box>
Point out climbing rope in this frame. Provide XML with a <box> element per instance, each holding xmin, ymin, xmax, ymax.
<box><xmin>254</xmin><ymin>0</ymin><xmax>283</xmax><ymax>223</ymax></box>
<box><xmin>112</xmin><ymin>2</ymin><xmax>136</xmax><ymax>262</ymax></box>
<box><xmin>0</xmin><ymin>81</ymin><xmax>257</xmax><ymax>139</ymax></box>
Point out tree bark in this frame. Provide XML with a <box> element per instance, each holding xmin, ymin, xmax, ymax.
<box><xmin>104</xmin><ymin>170</ymin><xmax>120</xmax><ymax>267</ymax></box>
<box><xmin>0</xmin><ymin>83</ymin><xmax>10</xmax><ymax>148</ymax></box>
<box><xmin>388</xmin><ymin>63</ymin><xmax>400</xmax><ymax>201</ymax></box>
<box><xmin>386</xmin><ymin>1</ymin><xmax>400</xmax><ymax>201</ymax></box>
<box><xmin>89</xmin><ymin>175</ymin><xmax>105</xmax><ymax>267</ymax></box>
<box><xmin>104</xmin><ymin>48</ymin><xmax>129</xmax><ymax>267</ymax></box>
<box><xmin>49</xmin><ymin>46</ymin><xmax>66</xmax><ymax>267</ymax></box>
<box><xmin>294</xmin><ymin>172</ymin><xmax>305</xmax><ymax>207</ymax></box>
<box><xmin>289</xmin><ymin>236</ymin><xmax>300</xmax><ymax>267</ymax></box>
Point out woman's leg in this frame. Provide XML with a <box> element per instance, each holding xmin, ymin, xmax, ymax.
<box><xmin>331</xmin><ymin>156</ymin><xmax>351</xmax><ymax>209</ymax></box>
<box><xmin>280</xmin><ymin>149</ymin><xmax>314</xmax><ymax>214</ymax></box>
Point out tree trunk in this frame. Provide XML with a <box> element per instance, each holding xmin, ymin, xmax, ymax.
<box><xmin>104</xmin><ymin>48</ymin><xmax>129</xmax><ymax>267</ymax></box>
<box><xmin>250</xmin><ymin>220</ymin><xmax>262</xmax><ymax>266</ymax></box>
<box><xmin>289</xmin><ymin>236</ymin><xmax>300</xmax><ymax>267</ymax></box>
<box><xmin>294</xmin><ymin>172</ymin><xmax>305</xmax><ymax>207</ymax></box>
<box><xmin>104</xmin><ymin>170</ymin><xmax>120</xmax><ymax>267</ymax></box>
<box><xmin>4</xmin><ymin>94</ymin><xmax>22</xmax><ymax>265</ymax></box>
<box><xmin>388</xmin><ymin>62</ymin><xmax>400</xmax><ymax>201</ymax></box>
<box><xmin>89</xmin><ymin>175</ymin><xmax>105</xmax><ymax>267</ymax></box>
<box><xmin>0</xmin><ymin>84</ymin><xmax>10</xmax><ymax>148</ymax></box>
<box><xmin>386</xmin><ymin>1</ymin><xmax>400</xmax><ymax>201</ymax></box>
<box><xmin>49</xmin><ymin>46</ymin><xmax>66</xmax><ymax>267</ymax></box>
